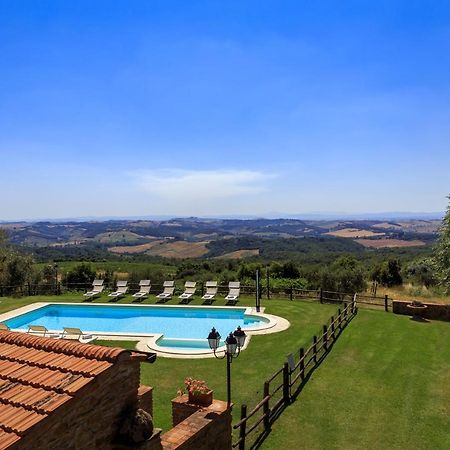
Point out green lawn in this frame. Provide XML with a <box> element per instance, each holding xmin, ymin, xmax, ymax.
<box><xmin>1</xmin><ymin>294</ymin><xmax>449</xmax><ymax>449</ymax></box>
<box><xmin>262</xmin><ymin>308</ymin><xmax>450</xmax><ymax>449</ymax></box>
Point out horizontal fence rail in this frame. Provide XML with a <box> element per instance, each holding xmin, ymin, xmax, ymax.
<box><xmin>0</xmin><ymin>281</ymin><xmax>392</xmax><ymax>309</ymax></box>
<box><xmin>232</xmin><ymin>297</ymin><xmax>358</xmax><ymax>450</ymax></box>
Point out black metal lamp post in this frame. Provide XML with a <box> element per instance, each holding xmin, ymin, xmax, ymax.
<box><xmin>207</xmin><ymin>326</ymin><xmax>247</xmax><ymax>407</ymax></box>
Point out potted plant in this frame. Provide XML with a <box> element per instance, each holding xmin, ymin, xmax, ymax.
<box><xmin>406</xmin><ymin>300</ymin><xmax>428</xmax><ymax>320</ymax></box>
<box><xmin>183</xmin><ymin>377</ymin><xmax>213</xmax><ymax>406</ymax></box>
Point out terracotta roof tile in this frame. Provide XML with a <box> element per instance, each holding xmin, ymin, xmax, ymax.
<box><xmin>0</xmin><ymin>403</ymin><xmax>44</xmax><ymax>435</ymax></box>
<box><xmin>0</xmin><ymin>429</ymin><xmax>20</xmax><ymax>450</ymax></box>
<box><xmin>0</xmin><ymin>330</ymin><xmax>134</xmax><ymax>448</ymax></box>
<box><xmin>0</xmin><ymin>382</ymin><xmax>70</xmax><ymax>413</ymax></box>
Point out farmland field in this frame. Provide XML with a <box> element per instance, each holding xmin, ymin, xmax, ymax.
<box><xmin>109</xmin><ymin>240</ymin><xmax>165</xmax><ymax>254</ymax></box>
<box><xmin>356</xmin><ymin>238</ymin><xmax>426</xmax><ymax>248</ymax></box>
<box><xmin>215</xmin><ymin>249</ymin><xmax>260</xmax><ymax>259</ymax></box>
<box><xmin>326</xmin><ymin>228</ymin><xmax>385</xmax><ymax>238</ymax></box>
<box><xmin>145</xmin><ymin>240</ymin><xmax>210</xmax><ymax>258</ymax></box>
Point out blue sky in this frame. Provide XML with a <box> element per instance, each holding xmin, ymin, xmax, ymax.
<box><xmin>1</xmin><ymin>1</ymin><xmax>449</xmax><ymax>220</ymax></box>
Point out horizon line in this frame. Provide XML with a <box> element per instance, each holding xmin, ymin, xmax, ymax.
<box><xmin>0</xmin><ymin>211</ymin><xmax>444</xmax><ymax>224</ymax></box>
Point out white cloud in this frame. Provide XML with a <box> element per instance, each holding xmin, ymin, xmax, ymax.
<box><xmin>131</xmin><ymin>169</ymin><xmax>272</xmax><ymax>202</ymax></box>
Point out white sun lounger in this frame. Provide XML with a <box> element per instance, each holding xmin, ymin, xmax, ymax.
<box><xmin>27</xmin><ymin>325</ymin><xmax>60</xmax><ymax>338</ymax></box>
<box><xmin>83</xmin><ymin>279</ymin><xmax>105</xmax><ymax>299</ymax></box>
<box><xmin>225</xmin><ymin>281</ymin><xmax>241</xmax><ymax>305</ymax></box>
<box><xmin>179</xmin><ymin>281</ymin><xmax>197</xmax><ymax>304</ymax></box>
<box><xmin>202</xmin><ymin>281</ymin><xmax>218</xmax><ymax>304</ymax></box>
<box><xmin>108</xmin><ymin>280</ymin><xmax>128</xmax><ymax>299</ymax></box>
<box><xmin>132</xmin><ymin>280</ymin><xmax>151</xmax><ymax>301</ymax></box>
<box><xmin>61</xmin><ymin>327</ymin><xmax>96</xmax><ymax>344</ymax></box>
<box><xmin>156</xmin><ymin>281</ymin><xmax>175</xmax><ymax>303</ymax></box>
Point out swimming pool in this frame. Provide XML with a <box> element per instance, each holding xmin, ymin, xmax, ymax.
<box><xmin>1</xmin><ymin>303</ymin><xmax>283</xmax><ymax>356</ymax></box>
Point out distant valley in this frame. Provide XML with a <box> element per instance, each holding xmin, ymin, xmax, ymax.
<box><xmin>0</xmin><ymin>217</ymin><xmax>440</xmax><ymax>261</ymax></box>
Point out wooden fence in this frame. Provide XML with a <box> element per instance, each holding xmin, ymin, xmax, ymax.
<box><xmin>0</xmin><ymin>281</ymin><xmax>391</xmax><ymax>311</ymax></box>
<box><xmin>232</xmin><ymin>296</ymin><xmax>358</xmax><ymax>450</ymax></box>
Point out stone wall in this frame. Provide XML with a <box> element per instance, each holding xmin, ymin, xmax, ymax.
<box><xmin>393</xmin><ymin>300</ymin><xmax>450</xmax><ymax>321</ymax></box>
<box><xmin>160</xmin><ymin>395</ymin><xmax>232</xmax><ymax>450</ymax></box>
<box><xmin>12</xmin><ymin>360</ymin><xmax>142</xmax><ymax>450</ymax></box>
<box><xmin>171</xmin><ymin>395</ymin><xmax>203</xmax><ymax>426</ymax></box>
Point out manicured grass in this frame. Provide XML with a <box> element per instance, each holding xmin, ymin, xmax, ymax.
<box><xmin>262</xmin><ymin>308</ymin><xmax>450</xmax><ymax>449</ymax></box>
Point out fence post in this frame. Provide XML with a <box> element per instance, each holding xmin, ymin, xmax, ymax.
<box><xmin>263</xmin><ymin>381</ymin><xmax>270</xmax><ymax>430</ymax></box>
<box><xmin>299</xmin><ymin>347</ymin><xmax>305</xmax><ymax>380</ymax></box>
<box><xmin>384</xmin><ymin>294</ymin><xmax>388</xmax><ymax>312</ymax></box>
<box><xmin>238</xmin><ymin>404</ymin><xmax>247</xmax><ymax>450</ymax></box>
<box><xmin>266</xmin><ymin>268</ymin><xmax>270</xmax><ymax>300</ymax></box>
<box><xmin>283</xmin><ymin>362</ymin><xmax>290</xmax><ymax>403</ymax></box>
<box><xmin>28</xmin><ymin>282</ymin><xmax>31</xmax><ymax>297</ymax></box>
<box><xmin>289</xmin><ymin>286</ymin><xmax>293</xmax><ymax>301</ymax></box>
<box><xmin>319</xmin><ymin>287</ymin><xmax>323</xmax><ymax>303</ymax></box>
<box><xmin>337</xmin><ymin>309</ymin><xmax>342</xmax><ymax>330</ymax></box>
<box><xmin>331</xmin><ymin>316</ymin><xmax>335</xmax><ymax>340</ymax></box>
<box><xmin>323</xmin><ymin>325</ymin><xmax>328</xmax><ymax>351</ymax></box>
<box><xmin>313</xmin><ymin>335</ymin><xmax>318</xmax><ymax>363</ymax></box>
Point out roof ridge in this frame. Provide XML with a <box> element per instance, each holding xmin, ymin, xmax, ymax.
<box><xmin>0</xmin><ymin>331</ymin><xmax>128</xmax><ymax>362</ymax></box>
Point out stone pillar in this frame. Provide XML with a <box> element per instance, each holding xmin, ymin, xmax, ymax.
<box><xmin>162</xmin><ymin>396</ymin><xmax>232</xmax><ymax>450</ymax></box>
<box><xmin>138</xmin><ymin>385</ymin><xmax>154</xmax><ymax>417</ymax></box>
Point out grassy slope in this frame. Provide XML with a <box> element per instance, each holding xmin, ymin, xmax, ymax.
<box><xmin>263</xmin><ymin>309</ymin><xmax>450</xmax><ymax>450</ymax></box>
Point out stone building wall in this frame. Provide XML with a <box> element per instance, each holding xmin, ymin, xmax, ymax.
<box><xmin>11</xmin><ymin>360</ymin><xmax>141</xmax><ymax>450</ymax></box>
<box><xmin>7</xmin><ymin>356</ymin><xmax>231</xmax><ymax>450</ymax></box>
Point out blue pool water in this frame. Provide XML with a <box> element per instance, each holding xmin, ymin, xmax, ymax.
<box><xmin>5</xmin><ymin>304</ymin><xmax>267</xmax><ymax>346</ymax></box>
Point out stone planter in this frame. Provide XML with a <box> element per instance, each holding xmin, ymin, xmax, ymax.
<box><xmin>406</xmin><ymin>304</ymin><xmax>428</xmax><ymax>320</ymax></box>
<box><xmin>188</xmin><ymin>390</ymin><xmax>213</xmax><ymax>407</ymax></box>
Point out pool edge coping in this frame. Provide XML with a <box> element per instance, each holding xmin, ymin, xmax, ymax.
<box><xmin>0</xmin><ymin>302</ymin><xmax>291</xmax><ymax>359</ymax></box>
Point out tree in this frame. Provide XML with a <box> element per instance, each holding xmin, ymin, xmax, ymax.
<box><xmin>64</xmin><ymin>263</ymin><xmax>96</xmax><ymax>287</ymax></box>
<box><xmin>0</xmin><ymin>232</ymin><xmax>34</xmax><ymax>294</ymax></box>
<box><xmin>0</xmin><ymin>230</ymin><xmax>7</xmax><ymax>245</ymax></box>
<box><xmin>434</xmin><ymin>195</ymin><xmax>450</xmax><ymax>293</ymax></box>
<box><xmin>39</xmin><ymin>264</ymin><xmax>58</xmax><ymax>294</ymax></box>
<box><xmin>405</xmin><ymin>259</ymin><xmax>436</xmax><ymax>288</ymax></box>
<box><xmin>370</xmin><ymin>259</ymin><xmax>402</xmax><ymax>287</ymax></box>
<box><xmin>320</xmin><ymin>256</ymin><xmax>366</xmax><ymax>294</ymax></box>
